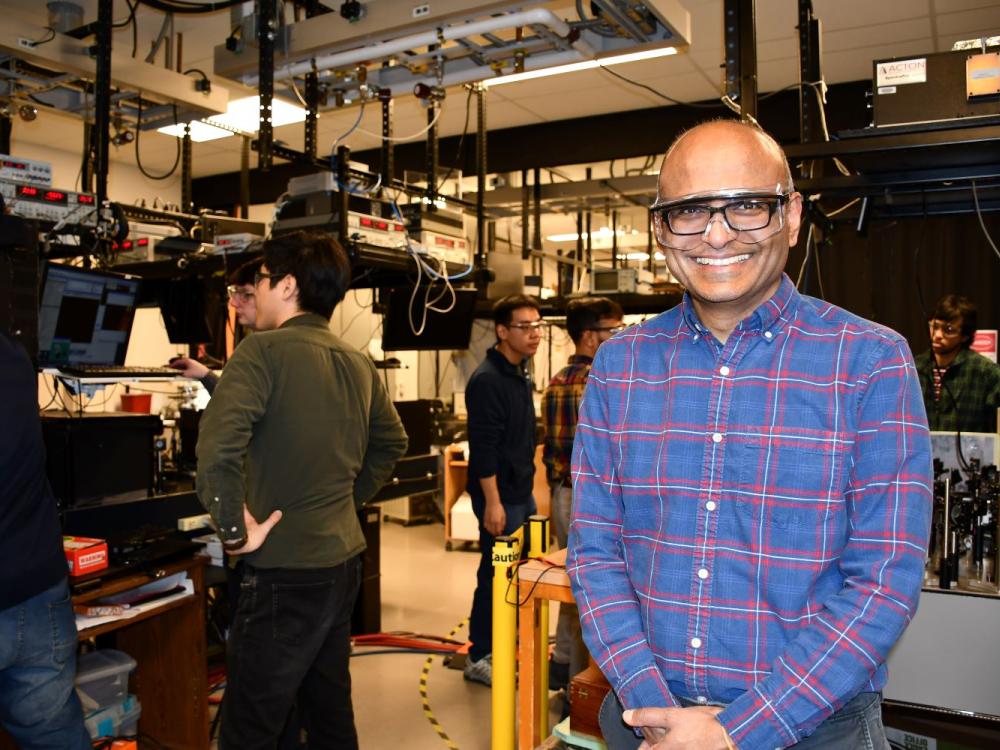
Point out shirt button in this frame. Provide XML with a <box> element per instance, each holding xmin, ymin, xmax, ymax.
<box><xmin>712</xmin><ymin>433</ymin><xmax>723</xmax><ymax>443</ymax></box>
<box><xmin>719</xmin><ymin>366</ymin><xmax>730</xmax><ymax>376</ymax></box>
<box><xmin>693</xmin><ymin>334</ymin><xmax>699</xmax><ymax>342</ymax></box>
<box><xmin>698</xmin><ymin>568</ymin><xmax>709</xmax><ymax>579</ymax></box>
<box><xmin>696</xmin><ymin>696</ymin><xmax>708</xmax><ymax>704</ymax></box>
<box><xmin>706</xmin><ymin>500</ymin><xmax>717</xmax><ymax>511</ymax></box>
<box><xmin>764</xmin><ymin>331</ymin><xmax>773</xmax><ymax>339</ymax></box>
<box><xmin>213</xmin><ymin>496</ymin><xmax>220</xmax><ymax>503</ymax></box>
<box><xmin>691</xmin><ymin>637</ymin><xmax>702</xmax><ymax>649</ymax></box>
<box><xmin>230</xmin><ymin>526</ymin><xmax>238</xmax><ymax>532</ymax></box>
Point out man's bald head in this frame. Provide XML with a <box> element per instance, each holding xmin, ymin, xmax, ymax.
<box><xmin>657</xmin><ymin>120</ymin><xmax>793</xmax><ymax>202</ymax></box>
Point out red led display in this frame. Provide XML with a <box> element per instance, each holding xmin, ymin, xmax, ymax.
<box><xmin>78</xmin><ymin>194</ymin><xmax>95</xmax><ymax>205</ymax></box>
<box><xmin>16</xmin><ymin>185</ymin><xmax>39</xmax><ymax>198</ymax></box>
<box><xmin>44</xmin><ymin>190</ymin><xmax>68</xmax><ymax>204</ymax></box>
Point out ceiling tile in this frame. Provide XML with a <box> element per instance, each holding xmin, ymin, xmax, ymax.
<box><xmin>812</xmin><ymin>0</ymin><xmax>932</xmax><ymax>31</ymax></box>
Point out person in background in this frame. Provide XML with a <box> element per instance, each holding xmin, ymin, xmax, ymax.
<box><xmin>197</xmin><ymin>231</ymin><xmax>407</xmax><ymax>749</ymax></box>
<box><xmin>463</xmin><ymin>294</ymin><xmax>544</xmax><ymax>687</ymax></box>
<box><xmin>542</xmin><ymin>296</ymin><xmax>624</xmax><ymax>694</ymax></box>
<box><xmin>168</xmin><ymin>256</ymin><xmax>262</xmax><ymax>394</ymax></box>
<box><xmin>915</xmin><ymin>294</ymin><xmax>1000</xmax><ymax>433</ymax></box>
<box><xmin>568</xmin><ymin>120</ymin><xmax>932</xmax><ymax>750</ymax></box>
<box><xmin>0</xmin><ymin>331</ymin><xmax>91</xmax><ymax>749</ymax></box>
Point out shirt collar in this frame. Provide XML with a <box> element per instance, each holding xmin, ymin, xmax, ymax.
<box><xmin>487</xmin><ymin>346</ymin><xmax>528</xmax><ymax>376</ymax></box>
<box><xmin>682</xmin><ymin>274</ymin><xmax>798</xmax><ymax>343</ymax></box>
<box><xmin>279</xmin><ymin>312</ymin><xmax>331</xmax><ymax>330</ymax></box>
<box><xmin>567</xmin><ymin>354</ymin><xmax>594</xmax><ymax>366</ymax></box>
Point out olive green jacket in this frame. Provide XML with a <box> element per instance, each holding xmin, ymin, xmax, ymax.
<box><xmin>196</xmin><ymin>313</ymin><xmax>407</xmax><ymax>568</ymax></box>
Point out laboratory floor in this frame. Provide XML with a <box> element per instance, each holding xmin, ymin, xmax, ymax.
<box><xmin>211</xmin><ymin>519</ymin><xmax>564</xmax><ymax>750</ymax></box>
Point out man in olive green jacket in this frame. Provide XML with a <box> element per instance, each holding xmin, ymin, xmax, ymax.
<box><xmin>197</xmin><ymin>231</ymin><xmax>407</xmax><ymax>750</ymax></box>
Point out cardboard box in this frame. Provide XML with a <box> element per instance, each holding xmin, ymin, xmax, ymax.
<box><xmin>64</xmin><ymin>536</ymin><xmax>108</xmax><ymax>576</ymax></box>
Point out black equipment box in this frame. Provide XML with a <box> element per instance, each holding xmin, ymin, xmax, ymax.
<box><xmin>873</xmin><ymin>48</ymin><xmax>1000</xmax><ymax>128</ymax></box>
<box><xmin>0</xmin><ymin>215</ymin><xmax>40</xmax><ymax>363</ymax></box>
<box><xmin>393</xmin><ymin>399</ymin><xmax>444</xmax><ymax>456</ymax></box>
<box><xmin>42</xmin><ymin>411</ymin><xmax>163</xmax><ymax>509</ymax></box>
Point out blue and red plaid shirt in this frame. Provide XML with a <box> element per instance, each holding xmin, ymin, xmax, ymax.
<box><xmin>567</xmin><ymin>275</ymin><xmax>932</xmax><ymax>750</ymax></box>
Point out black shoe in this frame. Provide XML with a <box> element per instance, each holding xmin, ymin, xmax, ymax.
<box><xmin>549</xmin><ymin>659</ymin><xmax>569</xmax><ymax>691</ymax></box>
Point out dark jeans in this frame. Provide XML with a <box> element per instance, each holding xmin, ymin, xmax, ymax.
<box><xmin>599</xmin><ymin>690</ymin><xmax>890</xmax><ymax>750</ymax></box>
<box><xmin>220</xmin><ymin>556</ymin><xmax>362</xmax><ymax>750</ymax></box>
<box><xmin>0</xmin><ymin>579</ymin><xmax>91</xmax><ymax>750</ymax></box>
<box><xmin>467</xmin><ymin>495</ymin><xmax>537</xmax><ymax>662</ymax></box>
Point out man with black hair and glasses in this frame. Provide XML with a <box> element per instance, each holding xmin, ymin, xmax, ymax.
<box><xmin>567</xmin><ymin>120</ymin><xmax>931</xmax><ymax>750</ymax></box>
<box><xmin>196</xmin><ymin>231</ymin><xmax>407</xmax><ymax>750</ymax></box>
<box><xmin>915</xmin><ymin>294</ymin><xmax>1000</xmax><ymax>433</ymax></box>
<box><xmin>463</xmin><ymin>294</ymin><xmax>544</xmax><ymax>687</ymax></box>
<box><xmin>168</xmin><ymin>256</ymin><xmax>263</xmax><ymax>394</ymax></box>
<box><xmin>542</xmin><ymin>296</ymin><xmax>624</xmax><ymax>693</ymax></box>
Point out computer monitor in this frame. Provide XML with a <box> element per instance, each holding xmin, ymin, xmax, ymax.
<box><xmin>381</xmin><ymin>287</ymin><xmax>478</xmax><ymax>351</ymax></box>
<box><xmin>37</xmin><ymin>262</ymin><xmax>141</xmax><ymax>369</ymax></box>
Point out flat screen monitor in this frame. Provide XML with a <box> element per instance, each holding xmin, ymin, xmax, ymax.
<box><xmin>381</xmin><ymin>287</ymin><xmax>477</xmax><ymax>351</ymax></box>
<box><xmin>36</xmin><ymin>262</ymin><xmax>141</xmax><ymax>368</ymax></box>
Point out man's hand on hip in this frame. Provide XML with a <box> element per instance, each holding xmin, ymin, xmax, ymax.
<box><xmin>226</xmin><ymin>504</ymin><xmax>283</xmax><ymax>555</ymax></box>
<box><xmin>624</xmin><ymin>705</ymin><xmax>734</xmax><ymax>750</ymax></box>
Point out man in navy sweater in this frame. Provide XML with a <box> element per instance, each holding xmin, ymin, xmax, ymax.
<box><xmin>0</xmin><ymin>331</ymin><xmax>91</xmax><ymax>749</ymax></box>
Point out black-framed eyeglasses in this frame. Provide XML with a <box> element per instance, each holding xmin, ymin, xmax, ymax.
<box><xmin>254</xmin><ymin>271</ymin><xmax>287</xmax><ymax>287</ymax></box>
<box><xmin>507</xmin><ymin>321</ymin><xmax>547</xmax><ymax>333</ymax></box>
<box><xmin>588</xmin><ymin>324</ymin><xmax>627</xmax><ymax>334</ymax></box>
<box><xmin>651</xmin><ymin>194</ymin><xmax>790</xmax><ymax>237</ymax></box>
<box><xmin>226</xmin><ymin>285</ymin><xmax>255</xmax><ymax>303</ymax></box>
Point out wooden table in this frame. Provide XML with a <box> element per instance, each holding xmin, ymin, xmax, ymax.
<box><xmin>518</xmin><ymin>548</ymin><xmax>575</xmax><ymax>750</ymax></box>
<box><xmin>1</xmin><ymin>554</ymin><xmax>209</xmax><ymax>750</ymax></box>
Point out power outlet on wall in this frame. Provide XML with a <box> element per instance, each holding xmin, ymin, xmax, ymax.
<box><xmin>412</xmin><ymin>4</ymin><xmax>430</xmax><ymax>18</ymax></box>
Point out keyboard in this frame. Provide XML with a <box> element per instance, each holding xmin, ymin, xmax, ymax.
<box><xmin>56</xmin><ymin>364</ymin><xmax>180</xmax><ymax>379</ymax></box>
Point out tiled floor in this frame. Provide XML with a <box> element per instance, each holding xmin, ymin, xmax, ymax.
<box><xmin>211</xmin><ymin>519</ymin><xmax>563</xmax><ymax>750</ymax></box>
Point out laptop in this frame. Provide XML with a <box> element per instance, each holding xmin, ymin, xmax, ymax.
<box><xmin>37</xmin><ymin>262</ymin><xmax>178</xmax><ymax>379</ymax></box>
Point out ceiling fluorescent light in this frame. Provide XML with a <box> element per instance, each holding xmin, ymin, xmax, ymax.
<box><xmin>158</xmin><ymin>96</ymin><xmax>306</xmax><ymax>141</ymax></box>
<box><xmin>484</xmin><ymin>46</ymin><xmax>677</xmax><ymax>87</ymax></box>
<box><xmin>205</xmin><ymin>95</ymin><xmax>306</xmax><ymax>131</ymax></box>
<box><xmin>156</xmin><ymin>120</ymin><xmax>234</xmax><ymax>142</ymax></box>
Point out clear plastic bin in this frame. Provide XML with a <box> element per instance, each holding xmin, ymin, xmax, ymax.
<box><xmin>84</xmin><ymin>694</ymin><xmax>141</xmax><ymax>739</ymax></box>
<box><xmin>76</xmin><ymin>649</ymin><xmax>137</xmax><ymax>712</ymax></box>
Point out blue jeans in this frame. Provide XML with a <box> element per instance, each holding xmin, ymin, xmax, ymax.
<box><xmin>220</xmin><ymin>557</ymin><xmax>363</xmax><ymax>750</ymax></box>
<box><xmin>599</xmin><ymin>690</ymin><xmax>890</xmax><ymax>750</ymax></box>
<box><xmin>0</xmin><ymin>579</ymin><xmax>91</xmax><ymax>750</ymax></box>
<box><xmin>467</xmin><ymin>495</ymin><xmax>537</xmax><ymax>662</ymax></box>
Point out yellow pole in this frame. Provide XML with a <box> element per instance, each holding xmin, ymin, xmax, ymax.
<box><xmin>492</xmin><ymin>533</ymin><xmax>520</xmax><ymax>750</ymax></box>
<box><xmin>528</xmin><ymin>514</ymin><xmax>551</xmax><ymax>740</ymax></box>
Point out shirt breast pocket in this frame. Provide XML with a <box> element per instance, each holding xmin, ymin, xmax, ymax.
<box><xmin>732</xmin><ymin>437</ymin><xmax>850</xmax><ymax>531</ymax></box>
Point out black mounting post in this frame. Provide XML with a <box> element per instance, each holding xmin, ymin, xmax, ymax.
<box><xmin>336</xmin><ymin>145</ymin><xmax>351</xmax><ymax>249</ymax></box>
<box><xmin>304</xmin><ymin>72</ymin><xmax>319</xmax><ymax>159</ymax></box>
<box><xmin>425</xmin><ymin>100</ymin><xmax>439</xmax><ymax>203</ymax></box>
<box><xmin>181</xmin><ymin>124</ymin><xmax>193</xmax><ymax>212</ymax></box>
<box><xmin>257</xmin><ymin>0</ymin><xmax>276</xmax><ymax>171</ymax></box>
<box><xmin>0</xmin><ymin>115</ymin><xmax>10</xmax><ymax>154</ymax></box>
<box><xmin>240</xmin><ymin>136</ymin><xmax>251</xmax><ymax>218</ymax></box>
<box><xmin>81</xmin><ymin>122</ymin><xmax>94</xmax><ymax>192</ymax></box>
<box><xmin>380</xmin><ymin>88</ymin><xmax>394</xmax><ymax>189</ymax></box>
<box><xmin>521</xmin><ymin>169</ymin><xmax>530</xmax><ymax>260</ymax></box>
<box><xmin>611</xmin><ymin>209</ymin><xmax>619</xmax><ymax>268</ymax></box>
<box><xmin>798</xmin><ymin>0</ymin><xmax>823</xmax><ymax>145</ymax></box>
<box><xmin>475</xmin><ymin>84</ymin><xmax>487</xmax><ymax>272</ymax></box>
<box><xmin>724</xmin><ymin>0</ymin><xmax>758</xmax><ymax>122</ymax></box>
<box><xmin>532</xmin><ymin>167</ymin><xmax>542</xmax><ymax>256</ymax></box>
<box><xmin>303</xmin><ymin>0</ymin><xmax>322</xmax><ymax>159</ymax></box>
<box><xmin>94</xmin><ymin>0</ymin><xmax>113</xmax><ymax>219</ymax></box>
<box><xmin>575</xmin><ymin>209</ymin><xmax>584</xmax><ymax>290</ymax></box>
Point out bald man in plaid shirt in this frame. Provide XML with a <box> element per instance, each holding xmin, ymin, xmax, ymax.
<box><xmin>567</xmin><ymin>121</ymin><xmax>932</xmax><ymax>750</ymax></box>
